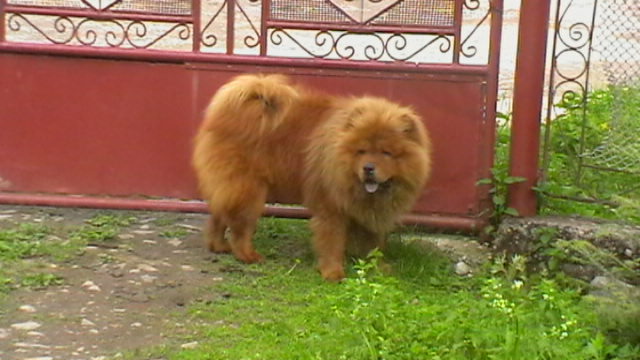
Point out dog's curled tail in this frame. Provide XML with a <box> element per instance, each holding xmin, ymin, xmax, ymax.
<box><xmin>203</xmin><ymin>74</ymin><xmax>299</xmax><ymax>137</ymax></box>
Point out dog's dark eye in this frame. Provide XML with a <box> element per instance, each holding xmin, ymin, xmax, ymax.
<box><xmin>356</xmin><ymin>149</ymin><xmax>366</xmax><ymax>155</ymax></box>
<box><xmin>382</xmin><ymin>151</ymin><xmax>393</xmax><ymax>157</ymax></box>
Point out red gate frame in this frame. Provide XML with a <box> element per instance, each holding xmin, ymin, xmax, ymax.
<box><xmin>508</xmin><ymin>0</ymin><xmax>551</xmax><ymax>216</ymax></box>
<box><xmin>0</xmin><ymin>0</ymin><xmax>535</xmax><ymax>232</ymax></box>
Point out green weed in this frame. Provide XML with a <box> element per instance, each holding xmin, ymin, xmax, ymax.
<box><xmin>20</xmin><ymin>273</ymin><xmax>64</xmax><ymax>289</ymax></box>
<box><xmin>0</xmin><ymin>212</ymin><xmax>133</xmax><ymax>293</ymax></box>
<box><xmin>478</xmin><ymin>112</ymin><xmax>526</xmax><ymax>235</ymax></box>
<box><xmin>0</xmin><ymin>223</ymin><xmax>76</xmax><ymax>293</ymax></box>
<box><xmin>86</xmin><ymin>213</ymin><xmax>136</xmax><ymax>227</ymax></box>
<box><xmin>477</xmin><ymin>168</ymin><xmax>525</xmax><ymax>235</ymax></box>
<box><xmin>0</xmin><ymin>223</ymin><xmax>50</xmax><ymax>260</ymax></box>
<box><xmin>160</xmin><ymin>228</ymin><xmax>189</xmax><ymax>239</ymax></box>
<box><xmin>153</xmin><ymin>217</ymin><xmax>178</xmax><ymax>227</ymax></box>
<box><xmin>70</xmin><ymin>212</ymin><xmax>135</xmax><ymax>243</ymax></box>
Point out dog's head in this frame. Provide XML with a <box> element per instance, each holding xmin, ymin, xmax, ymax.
<box><xmin>337</xmin><ymin>97</ymin><xmax>431</xmax><ymax>194</ymax></box>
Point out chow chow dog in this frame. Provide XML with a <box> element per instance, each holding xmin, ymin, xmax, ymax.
<box><xmin>192</xmin><ymin>74</ymin><xmax>431</xmax><ymax>281</ymax></box>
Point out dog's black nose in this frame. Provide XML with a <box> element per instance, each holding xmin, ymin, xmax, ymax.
<box><xmin>363</xmin><ymin>163</ymin><xmax>375</xmax><ymax>175</ymax></box>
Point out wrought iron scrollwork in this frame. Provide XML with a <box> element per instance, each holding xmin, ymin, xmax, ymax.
<box><xmin>200</xmin><ymin>0</ymin><xmax>227</xmax><ymax>47</ymax></box>
<box><xmin>547</xmin><ymin>1</ymin><xmax>596</xmax><ymax>110</ymax></box>
<box><xmin>200</xmin><ymin>0</ymin><xmax>260</xmax><ymax>51</ymax></box>
<box><xmin>386</xmin><ymin>33</ymin><xmax>451</xmax><ymax>62</ymax></box>
<box><xmin>463</xmin><ymin>0</ymin><xmax>481</xmax><ymax>11</ymax></box>
<box><xmin>236</xmin><ymin>0</ymin><xmax>261</xmax><ymax>49</ymax></box>
<box><xmin>7</xmin><ymin>13</ymin><xmax>191</xmax><ymax>49</ymax></box>
<box><xmin>126</xmin><ymin>21</ymin><xmax>190</xmax><ymax>49</ymax></box>
<box><xmin>8</xmin><ymin>14</ymin><xmax>76</xmax><ymax>44</ymax></box>
<box><xmin>460</xmin><ymin>0</ymin><xmax>490</xmax><ymax>60</ymax></box>
<box><xmin>541</xmin><ymin>0</ymin><xmax>598</xmax><ymax>184</ymax></box>
<box><xmin>270</xmin><ymin>29</ymin><xmax>336</xmax><ymax>59</ymax></box>
<box><xmin>269</xmin><ymin>28</ymin><xmax>451</xmax><ymax>63</ymax></box>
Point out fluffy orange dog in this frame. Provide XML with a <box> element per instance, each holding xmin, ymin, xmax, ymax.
<box><xmin>192</xmin><ymin>74</ymin><xmax>431</xmax><ymax>281</ymax></box>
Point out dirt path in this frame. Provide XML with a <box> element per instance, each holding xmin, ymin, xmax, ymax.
<box><xmin>0</xmin><ymin>205</ymin><xmax>223</xmax><ymax>360</ymax></box>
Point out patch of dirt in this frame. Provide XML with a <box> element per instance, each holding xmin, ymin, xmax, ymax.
<box><xmin>0</xmin><ymin>205</ymin><xmax>223</xmax><ymax>360</ymax></box>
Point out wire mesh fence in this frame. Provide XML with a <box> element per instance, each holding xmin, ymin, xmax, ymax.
<box><xmin>580</xmin><ymin>0</ymin><xmax>640</xmax><ymax>175</ymax></box>
<box><xmin>542</xmin><ymin>0</ymin><xmax>640</xmax><ymax>207</ymax></box>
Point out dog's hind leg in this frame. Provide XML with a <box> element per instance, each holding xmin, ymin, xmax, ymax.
<box><xmin>205</xmin><ymin>215</ymin><xmax>230</xmax><ymax>253</ymax></box>
<box><xmin>225</xmin><ymin>183</ymin><xmax>267</xmax><ymax>264</ymax></box>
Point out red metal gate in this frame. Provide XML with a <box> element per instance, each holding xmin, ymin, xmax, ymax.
<box><xmin>0</xmin><ymin>0</ymin><xmax>503</xmax><ymax>231</ymax></box>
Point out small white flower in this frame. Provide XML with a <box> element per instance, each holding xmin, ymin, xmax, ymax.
<box><xmin>512</xmin><ymin>280</ymin><xmax>524</xmax><ymax>290</ymax></box>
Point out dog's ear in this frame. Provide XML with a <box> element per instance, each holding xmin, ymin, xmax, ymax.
<box><xmin>343</xmin><ymin>105</ymin><xmax>365</xmax><ymax>130</ymax></box>
<box><xmin>399</xmin><ymin>112</ymin><xmax>425</xmax><ymax>143</ymax></box>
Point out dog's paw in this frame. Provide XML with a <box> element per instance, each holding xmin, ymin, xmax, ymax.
<box><xmin>320</xmin><ymin>266</ymin><xmax>346</xmax><ymax>282</ymax></box>
<box><xmin>235</xmin><ymin>250</ymin><xmax>264</xmax><ymax>264</ymax></box>
<box><xmin>208</xmin><ymin>241</ymin><xmax>232</xmax><ymax>254</ymax></box>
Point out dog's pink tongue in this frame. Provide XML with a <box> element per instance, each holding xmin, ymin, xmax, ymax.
<box><xmin>365</xmin><ymin>182</ymin><xmax>379</xmax><ymax>193</ymax></box>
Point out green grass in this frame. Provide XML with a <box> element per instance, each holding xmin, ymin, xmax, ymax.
<box><xmin>0</xmin><ymin>223</ymin><xmax>50</xmax><ymax>260</ymax></box>
<box><xmin>153</xmin><ymin>216</ymin><xmax>181</xmax><ymax>227</ymax></box>
<box><xmin>70</xmin><ymin>212</ymin><xmax>136</xmax><ymax>243</ymax></box>
<box><xmin>160</xmin><ymin>227</ymin><xmax>189</xmax><ymax>239</ymax></box>
<box><xmin>125</xmin><ymin>218</ymin><xmax>640</xmax><ymax>360</ymax></box>
<box><xmin>0</xmin><ymin>223</ymin><xmax>77</xmax><ymax>293</ymax></box>
<box><xmin>20</xmin><ymin>273</ymin><xmax>64</xmax><ymax>289</ymax></box>
<box><xmin>0</xmin><ymin>212</ymin><xmax>134</xmax><ymax>293</ymax></box>
<box><xmin>85</xmin><ymin>213</ymin><xmax>136</xmax><ymax>228</ymax></box>
<box><xmin>0</xmin><ymin>222</ymin><xmax>86</xmax><ymax>263</ymax></box>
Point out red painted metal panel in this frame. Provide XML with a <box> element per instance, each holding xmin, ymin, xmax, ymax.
<box><xmin>0</xmin><ymin>54</ymin><xmax>198</xmax><ymax>198</ymax></box>
<box><xmin>0</xmin><ymin>42</ymin><xmax>491</xmax><ymax>74</ymax></box>
<box><xmin>0</xmin><ymin>53</ymin><xmax>489</xmax><ymax>221</ymax></box>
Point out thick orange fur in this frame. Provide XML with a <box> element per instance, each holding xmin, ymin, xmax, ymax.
<box><xmin>192</xmin><ymin>74</ymin><xmax>432</xmax><ymax>281</ymax></box>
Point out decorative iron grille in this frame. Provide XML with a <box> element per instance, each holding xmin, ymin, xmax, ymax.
<box><xmin>1</xmin><ymin>0</ymin><xmax>496</xmax><ymax>65</ymax></box>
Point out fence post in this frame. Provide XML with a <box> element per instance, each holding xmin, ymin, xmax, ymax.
<box><xmin>226</xmin><ymin>0</ymin><xmax>235</xmax><ymax>55</ymax></box>
<box><xmin>508</xmin><ymin>0</ymin><xmax>552</xmax><ymax>216</ymax></box>
<box><xmin>192</xmin><ymin>0</ymin><xmax>201</xmax><ymax>52</ymax></box>
<box><xmin>0</xmin><ymin>0</ymin><xmax>5</xmax><ymax>43</ymax></box>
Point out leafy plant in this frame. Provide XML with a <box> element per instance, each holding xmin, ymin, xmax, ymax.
<box><xmin>478</xmin><ymin>112</ymin><xmax>526</xmax><ymax>234</ymax></box>
<box><xmin>20</xmin><ymin>273</ymin><xmax>64</xmax><ymax>289</ymax></box>
<box><xmin>477</xmin><ymin>169</ymin><xmax>526</xmax><ymax>234</ymax></box>
<box><xmin>0</xmin><ymin>223</ymin><xmax>50</xmax><ymax>260</ymax></box>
